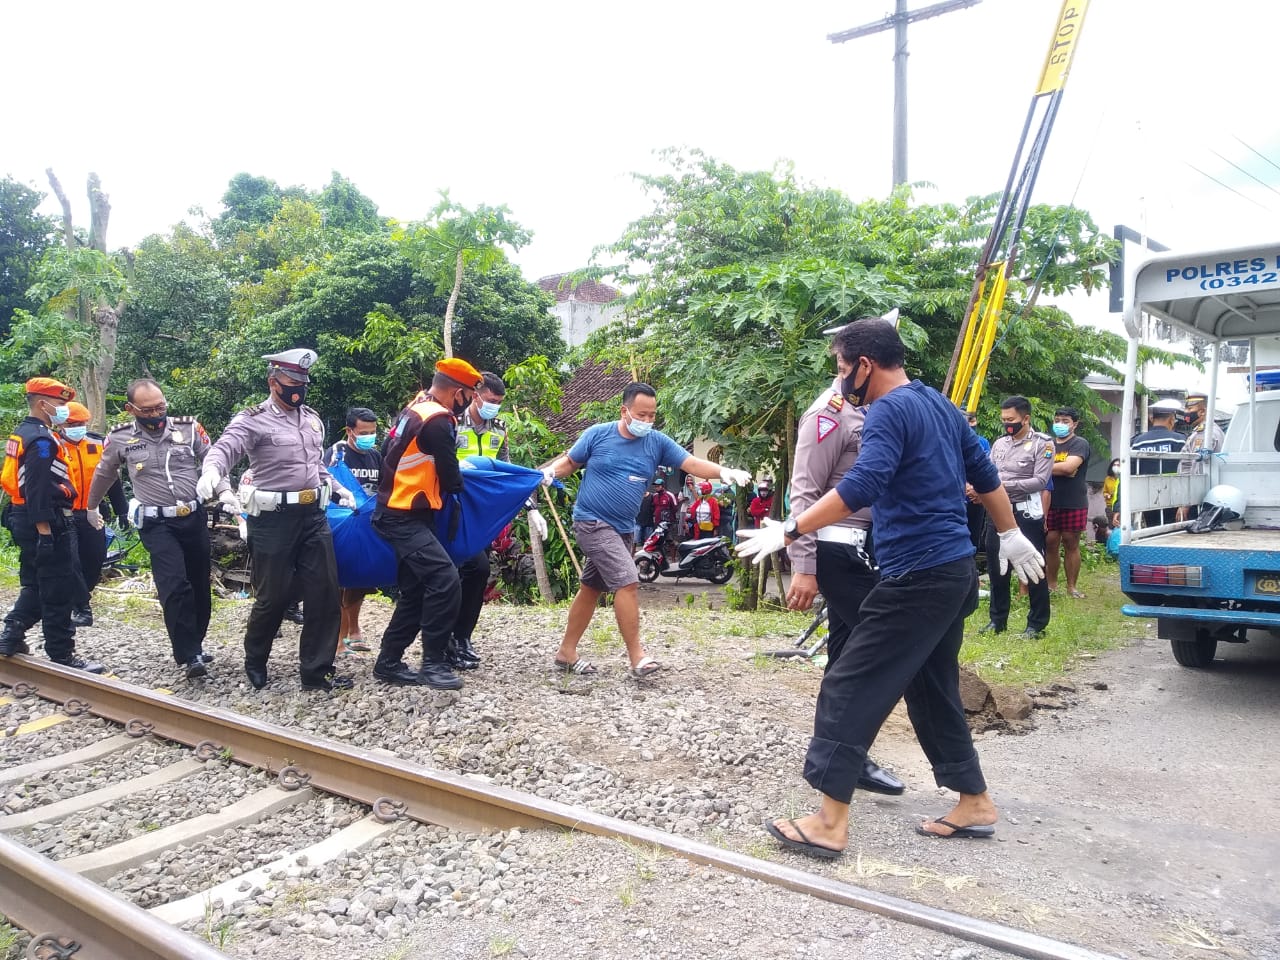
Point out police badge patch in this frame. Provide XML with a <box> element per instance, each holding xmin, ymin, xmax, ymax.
<box><xmin>816</xmin><ymin>415</ymin><xmax>838</xmax><ymax>443</ymax></box>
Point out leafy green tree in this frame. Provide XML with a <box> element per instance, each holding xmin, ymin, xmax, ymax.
<box><xmin>0</xmin><ymin>177</ymin><xmax>56</xmax><ymax>337</ymax></box>
<box><xmin>317</xmin><ymin>171</ymin><xmax>383</xmax><ymax>233</ymax></box>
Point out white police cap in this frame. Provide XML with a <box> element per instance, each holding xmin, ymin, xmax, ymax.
<box><xmin>263</xmin><ymin>348</ymin><xmax>317</xmax><ymax>383</ymax></box>
<box><xmin>822</xmin><ymin>307</ymin><xmax>901</xmax><ymax>336</ymax></box>
<box><xmin>1150</xmin><ymin>397</ymin><xmax>1183</xmax><ymax>413</ymax></box>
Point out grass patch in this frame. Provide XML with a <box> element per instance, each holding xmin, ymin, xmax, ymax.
<box><xmin>489</xmin><ymin>933</ymin><xmax>519</xmax><ymax>957</ymax></box>
<box><xmin>961</xmin><ymin>563</ymin><xmax>1133</xmax><ymax>685</ymax></box>
<box><xmin>0</xmin><ymin>919</ymin><xmax>21</xmax><ymax>960</ymax></box>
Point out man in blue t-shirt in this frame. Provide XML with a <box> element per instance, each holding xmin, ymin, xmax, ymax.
<box><xmin>541</xmin><ymin>382</ymin><xmax>752</xmax><ymax>679</ymax></box>
<box><xmin>738</xmin><ymin>317</ymin><xmax>1044</xmax><ymax>858</ymax></box>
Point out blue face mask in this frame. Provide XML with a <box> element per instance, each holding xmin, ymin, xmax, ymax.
<box><xmin>626</xmin><ymin>416</ymin><xmax>654</xmax><ymax>438</ymax></box>
<box><xmin>64</xmin><ymin>426</ymin><xmax>88</xmax><ymax>442</ymax></box>
<box><xmin>1052</xmin><ymin>423</ymin><xmax>1071</xmax><ymax>439</ymax></box>
<box><xmin>48</xmin><ymin>403</ymin><xmax>71</xmax><ymax>425</ymax></box>
<box><xmin>478</xmin><ymin>401</ymin><xmax>501</xmax><ymax>420</ymax></box>
<box><xmin>352</xmin><ymin>433</ymin><xmax>377</xmax><ymax>452</ymax></box>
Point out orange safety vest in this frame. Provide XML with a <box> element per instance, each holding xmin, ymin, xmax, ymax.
<box><xmin>61</xmin><ymin>435</ymin><xmax>106</xmax><ymax>511</ymax></box>
<box><xmin>1</xmin><ymin>422</ymin><xmax>75</xmax><ymax>506</ymax></box>
<box><xmin>384</xmin><ymin>397</ymin><xmax>453</xmax><ymax>512</ymax></box>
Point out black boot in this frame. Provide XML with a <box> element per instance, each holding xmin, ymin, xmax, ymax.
<box><xmin>282</xmin><ymin>602</ymin><xmax>304</xmax><ymax>625</ymax></box>
<box><xmin>449</xmin><ymin>635</ymin><xmax>481</xmax><ymax>670</ymax></box>
<box><xmin>0</xmin><ymin>626</ymin><xmax>30</xmax><ymax>657</ymax></box>
<box><xmin>50</xmin><ymin>653</ymin><xmax>106</xmax><ymax>674</ymax></box>
<box><xmin>71</xmin><ymin>606</ymin><xmax>94</xmax><ymax>627</ymax></box>
<box><xmin>418</xmin><ymin>660</ymin><xmax>463</xmax><ymax>691</ymax></box>
<box><xmin>373</xmin><ymin>657</ymin><xmax>423</xmax><ymax>686</ymax></box>
<box><xmin>245</xmin><ymin>661</ymin><xmax>270</xmax><ymax>689</ymax></box>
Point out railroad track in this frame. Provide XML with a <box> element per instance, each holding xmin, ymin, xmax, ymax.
<box><xmin>0</xmin><ymin>656</ymin><xmax>1116</xmax><ymax>960</ymax></box>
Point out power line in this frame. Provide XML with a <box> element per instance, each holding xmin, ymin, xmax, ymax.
<box><xmin>1206</xmin><ymin>147</ymin><xmax>1280</xmax><ymax>199</ymax></box>
<box><xmin>1231</xmin><ymin>135</ymin><xmax>1280</xmax><ymax>177</ymax></box>
<box><xmin>1182</xmin><ymin>160</ymin><xmax>1273</xmax><ymax>214</ymax></box>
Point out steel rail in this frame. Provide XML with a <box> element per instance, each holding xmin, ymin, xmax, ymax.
<box><xmin>0</xmin><ymin>657</ymin><xmax>1118</xmax><ymax>960</ymax></box>
<box><xmin>0</xmin><ymin>832</ymin><xmax>229</xmax><ymax>960</ymax></box>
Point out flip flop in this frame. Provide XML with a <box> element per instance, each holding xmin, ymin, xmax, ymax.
<box><xmin>1068</xmin><ymin>589</ymin><xmax>1086</xmax><ymax>599</ymax></box>
<box><xmin>554</xmin><ymin>658</ymin><xmax>598</xmax><ymax>675</ymax></box>
<box><xmin>342</xmin><ymin>637</ymin><xmax>372</xmax><ymax>653</ymax></box>
<box><xmin>763</xmin><ymin>818</ymin><xmax>843</xmax><ymax>860</ymax></box>
<box><xmin>915</xmin><ymin>817</ymin><xmax>996</xmax><ymax>839</ymax></box>
<box><xmin>627</xmin><ymin>656</ymin><xmax>661</xmax><ymax>679</ymax></box>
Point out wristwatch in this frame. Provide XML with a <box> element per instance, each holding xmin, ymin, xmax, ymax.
<box><xmin>783</xmin><ymin>517</ymin><xmax>799</xmax><ymax>541</ymax></box>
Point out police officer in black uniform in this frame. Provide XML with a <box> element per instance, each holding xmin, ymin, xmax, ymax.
<box><xmin>87</xmin><ymin>378</ymin><xmax>230</xmax><ymax>679</ymax></box>
<box><xmin>0</xmin><ymin>377</ymin><xmax>104</xmax><ymax>672</ymax></box>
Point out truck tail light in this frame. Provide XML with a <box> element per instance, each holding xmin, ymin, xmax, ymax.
<box><xmin>1130</xmin><ymin>564</ymin><xmax>1203</xmax><ymax>588</ymax></box>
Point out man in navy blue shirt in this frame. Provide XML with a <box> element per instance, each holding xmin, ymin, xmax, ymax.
<box><xmin>541</xmin><ymin>382</ymin><xmax>752</xmax><ymax>679</ymax></box>
<box><xmin>739</xmin><ymin>318</ymin><xmax>1044</xmax><ymax>857</ymax></box>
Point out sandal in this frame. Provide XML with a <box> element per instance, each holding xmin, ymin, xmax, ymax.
<box><xmin>627</xmin><ymin>656</ymin><xmax>661</xmax><ymax>680</ymax></box>
<box><xmin>1068</xmin><ymin>589</ymin><xmax>1086</xmax><ymax>599</ymax></box>
<box><xmin>342</xmin><ymin>637</ymin><xmax>372</xmax><ymax>653</ymax></box>
<box><xmin>554</xmin><ymin>658</ymin><xmax>598</xmax><ymax>675</ymax></box>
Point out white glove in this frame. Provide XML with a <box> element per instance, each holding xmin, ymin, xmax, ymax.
<box><xmin>720</xmin><ymin>466</ymin><xmax>752</xmax><ymax>488</ymax></box>
<box><xmin>541</xmin><ymin>466</ymin><xmax>557</xmax><ymax>486</ymax></box>
<box><xmin>998</xmin><ymin>528</ymin><xmax>1046</xmax><ymax>585</ymax></box>
<box><xmin>734</xmin><ymin>517</ymin><xmax>787</xmax><ymax>566</ymax></box>
<box><xmin>86</xmin><ymin>507</ymin><xmax>104</xmax><ymax>531</ymax></box>
<box><xmin>237</xmin><ymin>517</ymin><xmax>248</xmax><ymax>541</ymax></box>
<box><xmin>335</xmin><ymin>487</ymin><xmax>357</xmax><ymax>509</ymax></box>
<box><xmin>218</xmin><ymin>490</ymin><xmax>241</xmax><ymax>516</ymax></box>
<box><xmin>195</xmin><ymin>470</ymin><xmax>220</xmax><ymax>502</ymax></box>
<box><xmin>527</xmin><ymin>508</ymin><xmax>548</xmax><ymax>542</ymax></box>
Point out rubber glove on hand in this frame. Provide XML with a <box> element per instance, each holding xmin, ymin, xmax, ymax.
<box><xmin>335</xmin><ymin>487</ymin><xmax>357</xmax><ymax>510</ymax></box>
<box><xmin>541</xmin><ymin>466</ymin><xmax>557</xmax><ymax>486</ymax></box>
<box><xmin>720</xmin><ymin>466</ymin><xmax>752</xmax><ymax>488</ymax></box>
<box><xmin>527</xmin><ymin>508</ymin><xmax>548</xmax><ymax>542</ymax></box>
<box><xmin>195</xmin><ymin>470</ymin><xmax>220</xmax><ymax>502</ymax></box>
<box><xmin>218</xmin><ymin>490</ymin><xmax>241</xmax><ymax>516</ymax></box>
<box><xmin>998</xmin><ymin>527</ymin><xmax>1046</xmax><ymax>584</ymax></box>
<box><xmin>734</xmin><ymin>517</ymin><xmax>787</xmax><ymax>566</ymax></box>
<box><xmin>85</xmin><ymin>508</ymin><xmax>105</xmax><ymax>531</ymax></box>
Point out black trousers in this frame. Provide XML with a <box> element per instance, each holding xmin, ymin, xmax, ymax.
<box><xmin>965</xmin><ymin>501</ymin><xmax>986</xmax><ymax>554</ymax></box>
<box><xmin>373</xmin><ymin>514</ymin><xmax>460</xmax><ymax>665</ymax></box>
<box><xmin>805</xmin><ymin>557</ymin><xmax>985</xmax><ymax>803</ymax></box>
<box><xmin>4</xmin><ymin>509</ymin><xmax>76</xmax><ymax>659</ymax></box>
<box><xmin>814</xmin><ymin>538</ymin><xmax>878</xmax><ymax>670</ymax></box>
<box><xmin>244</xmin><ymin>505</ymin><xmax>340</xmax><ymax>681</ymax></box>
<box><xmin>984</xmin><ymin>512</ymin><xmax>1050</xmax><ymax>632</ymax></box>
<box><xmin>138</xmin><ymin>508</ymin><xmax>211</xmax><ymax>664</ymax></box>
<box><xmin>70</xmin><ymin>511</ymin><xmax>107</xmax><ymax>608</ymax></box>
<box><xmin>453</xmin><ymin>549</ymin><xmax>490</xmax><ymax>643</ymax></box>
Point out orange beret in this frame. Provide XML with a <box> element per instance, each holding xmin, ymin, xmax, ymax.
<box><xmin>25</xmin><ymin>377</ymin><xmax>75</xmax><ymax>402</ymax></box>
<box><xmin>65</xmin><ymin>402</ymin><xmax>92</xmax><ymax>423</ymax></box>
<box><xmin>435</xmin><ymin>357</ymin><xmax>482</xmax><ymax>389</ymax></box>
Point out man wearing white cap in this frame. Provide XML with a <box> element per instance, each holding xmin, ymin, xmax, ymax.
<box><xmin>199</xmin><ymin>348</ymin><xmax>358</xmax><ymax>692</ymax></box>
<box><xmin>1132</xmin><ymin>398</ymin><xmax>1186</xmax><ymax>527</ymax></box>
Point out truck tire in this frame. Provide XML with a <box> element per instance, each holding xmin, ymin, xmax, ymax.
<box><xmin>1170</xmin><ymin>631</ymin><xmax>1217</xmax><ymax>668</ymax></box>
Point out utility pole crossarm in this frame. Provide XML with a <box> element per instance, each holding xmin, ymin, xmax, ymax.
<box><xmin>827</xmin><ymin>0</ymin><xmax>982</xmax><ymax>44</ymax></box>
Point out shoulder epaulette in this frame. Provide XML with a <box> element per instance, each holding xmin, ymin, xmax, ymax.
<box><xmin>243</xmin><ymin>405</ymin><xmax>264</xmax><ymax>417</ymax></box>
<box><xmin>825</xmin><ymin>392</ymin><xmax>845</xmax><ymax>413</ymax></box>
<box><xmin>1032</xmin><ymin>431</ymin><xmax>1053</xmax><ymax>441</ymax></box>
<box><xmin>171</xmin><ymin>415</ymin><xmax>196</xmax><ymax>425</ymax></box>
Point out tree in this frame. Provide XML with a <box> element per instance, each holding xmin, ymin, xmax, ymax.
<box><xmin>0</xmin><ymin>177</ymin><xmax>56</xmax><ymax>337</ymax></box>
<box><xmin>317</xmin><ymin>172</ymin><xmax>383</xmax><ymax>233</ymax></box>
<box><xmin>403</xmin><ymin>195</ymin><xmax>532</xmax><ymax>357</ymax></box>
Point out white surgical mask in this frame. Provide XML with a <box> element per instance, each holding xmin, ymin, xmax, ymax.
<box><xmin>47</xmin><ymin>402</ymin><xmax>71</xmax><ymax>425</ymax></box>
<box><xmin>64</xmin><ymin>425</ymin><xmax>88</xmax><ymax>442</ymax></box>
<box><xmin>626</xmin><ymin>415</ymin><xmax>654</xmax><ymax>438</ymax></box>
<box><xmin>478</xmin><ymin>401</ymin><xmax>501</xmax><ymax>420</ymax></box>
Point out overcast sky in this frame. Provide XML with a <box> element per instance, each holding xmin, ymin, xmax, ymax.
<box><xmin>7</xmin><ymin>0</ymin><xmax>1279</xmax><ymax>395</ymax></box>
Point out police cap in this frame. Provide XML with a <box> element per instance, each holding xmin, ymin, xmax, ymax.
<box><xmin>435</xmin><ymin>357</ymin><xmax>483</xmax><ymax>390</ymax></box>
<box><xmin>263</xmin><ymin>348</ymin><xmax>317</xmax><ymax>383</ymax></box>
<box><xmin>1184</xmin><ymin>393</ymin><xmax>1208</xmax><ymax>407</ymax></box>
<box><xmin>25</xmin><ymin>377</ymin><xmax>75</xmax><ymax>401</ymax></box>
<box><xmin>1149</xmin><ymin>398</ymin><xmax>1183</xmax><ymax>413</ymax></box>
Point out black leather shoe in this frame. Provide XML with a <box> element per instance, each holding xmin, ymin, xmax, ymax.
<box><xmin>245</xmin><ymin>663</ymin><xmax>270</xmax><ymax>689</ymax></box>
<box><xmin>1020</xmin><ymin>627</ymin><xmax>1046</xmax><ymax>639</ymax></box>
<box><xmin>301</xmin><ymin>670</ymin><xmax>354</xmax><ymax>692</ymax></box>
<box><xmin>454</xmin><ymin>637</ymin><xmax>481</xmax><ymax>664</ymax></box>
<box><xmin>282</xmin><ymin>603</ymin><xmax>305</xmax><ymax>625</ymax></box>
<box><xmin>0</xmin><ymin>629</ymin><xmax>29</xmax><ymax>657</ymax></box>
<box><xmin>184</xmin><ymin>658</ymin><xmax>208</xmax><ymax>680</ymax></box>
<box><xmin>198</xmin><ymin>651</ymin><xmax>215</xmax><ymax>664</ymax></box>
<box><xmin>447</xmin><ymin>637</ymin><xmax>481</xmax><ymax>671</ymax></box>
<box><xmin>418</xmin><ymin>661</ymin><xmax>464</xmax><ymax>691</ymax></box>
<box><xmin>71</xmin><ymin>606</ymin><xmax>94</xmax><ymax>627</ymax></box>
<box><xmin>977</xmin><ymin>621</ymin><xmax>1007</xmax><ymax>634</ymax></box>
<box><xmin>50</xmin><ymin>654</ymin><xmax>106</xmax><ymax>674</ymax></box>
<box><xmin>373</xmin><ymin>659</ymin><xmax>423</xmax><ymax>685</ymax></box>
<box><xmin>857</xmin><ymin>759</ymin><xmax>905</xmax><ymax>795</ymax></box>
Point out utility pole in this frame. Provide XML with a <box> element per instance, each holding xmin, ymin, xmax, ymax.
<box><xmin>829</xmin><ymin>0</ymin><xmax>982</xmax><ymax>189</ymax></box>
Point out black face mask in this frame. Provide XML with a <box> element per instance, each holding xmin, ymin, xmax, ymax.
<box><xmin>843</xmin><ymin>361</ymin><xmax>872</xmax><ymax>406</ymax></box>
<box><xmin>137</xmin><ymin>415</ymin><xmax>167</xmax><ymax>432</ymax></box>
<box><xmin>278</xmin><ymin>384</ymin><xmax>308</xmax><ymax>409</ymax></box>
<box><xmin>1003</xmin><ymin>422</ymin><xmax>1021</xmax><ymax>437</ymax></box>
<box><xmin>451</xmin><ymin>392</ymin><xmax>469</xmax><ymax>418</ymax></box>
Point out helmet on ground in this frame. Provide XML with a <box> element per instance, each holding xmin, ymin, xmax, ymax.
<box><xmin>1188</xmin><ymin>484</ymin><xmax>1246</xmax><ymax>534</ymax></box>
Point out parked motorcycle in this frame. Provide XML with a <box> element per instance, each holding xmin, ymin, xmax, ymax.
<box><xmin>634</xmin><ymin>521</ymin><xmax>734</xmax><ymax>584</ymax></box>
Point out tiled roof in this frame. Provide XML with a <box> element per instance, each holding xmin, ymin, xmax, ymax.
<box><xmin>546</xmin><ymin>360</ymin><xmax>635</xmax><ymax>440</ymax></box>
<box><xmin>537</xmin><ymin>274</ymin><xmax>621</xmax><ymax>304</ymax></box>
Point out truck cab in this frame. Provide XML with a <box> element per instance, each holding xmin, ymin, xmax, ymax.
<box><xmin>1117</xmin><ymin>242</ymin><xmax>1280</xmax><ymax>667</ymax></box>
